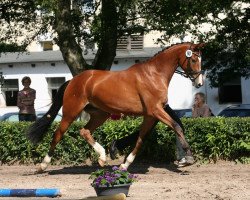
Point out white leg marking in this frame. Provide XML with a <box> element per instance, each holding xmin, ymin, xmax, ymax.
<box><xmin>40</xmin><ymin>154</ymin><xmax>52</xmax><ymax>171</ymax></box>
<box><xmin>93</xmin><ymin>142</ymin><xmax>106</xmax><ymax>162</ymax></box>
<box><xmin>120</xmin><ymin>153</ymin><xmax>135</xmax><ymax>169</ymax></box>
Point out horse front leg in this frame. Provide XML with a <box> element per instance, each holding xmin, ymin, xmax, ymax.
<box><xmin>171</xmin><ymin>124</ymin><xmax>195</xmax><ymax>166</ymax></box>
<box><xmin>120</xmin><ymin>117</ymin><xmax>156</xmax><ymax>170</ymax></box>
<box><xmin>174</xmin><ymin>125</ymin><xmax>193</xmax><ymax>157</ymax></box>
<box><xmin>154</xmin><ymin>106</ymin><xmax>194</xmax><ymax>165</ymax></box>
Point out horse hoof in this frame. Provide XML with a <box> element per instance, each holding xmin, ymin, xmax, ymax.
<box><xmin>35</xmin><ymin>166</ymin><xmax>45</xmax><ymax>174</ymax></box>
<box><xmin>185</xmin><ymin>156</ymin><xmax>195</xmax><ymax>164</ymax></box>
<box><xmin>119</xmin><ymin>164</ymin><xmax>127</xmax><ymax>170</ymax></box>
<box><xmin>35</xmin><ymin>162</ymin><xmax>48</xmax><ymax>174</ymax></box>
<box><xmin>98</xmin><ymin>159</ymin><xmax>106</xmax><ymax>167</ymax></box>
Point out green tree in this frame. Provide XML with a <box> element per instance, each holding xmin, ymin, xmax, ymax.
<box><xmin>0</xmin><ymin>0</ymin><xmax>249</xmax><ymax>86</ymax></box>
<box><xmin>139</xmin><ymin>0</ymin><xmax>250</xmax><ymax>86</ymax></box>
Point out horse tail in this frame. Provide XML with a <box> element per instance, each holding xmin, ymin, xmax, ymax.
<box><xmin>27</xmin><ymin>81</ymin><xmax>70</xmax><ymax>144</ymax></box>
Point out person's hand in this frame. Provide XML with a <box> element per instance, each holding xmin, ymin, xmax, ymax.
<box><xmin>194</xmin><ymin>98</ymin><xmax>199</xmax><ymax>106</ymax></box>
<box><xmin>18</xmin><ymin>104</ymin><xmax>24</xmax><ymax>109</ymax></box>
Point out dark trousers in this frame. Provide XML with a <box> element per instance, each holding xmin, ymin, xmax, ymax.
<box><xmin>115</xmin><ymin>104</ymin><xmax>185</xmax><ymax>152</ymax></box>
<box><xmin>19</xmin><ymin>114</ymin><xmax>36</xmax><ymax>122</ymax></box>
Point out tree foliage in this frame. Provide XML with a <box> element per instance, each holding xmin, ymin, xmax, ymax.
<box><xmin>0</xmin><ymin>0</ymin><xmax>249</xmax><ymax>86</ymax></box>
<box><xmin>139</xmin><ymin>0</ymin><xmax>250</xmax><ymax>87</ymax></box>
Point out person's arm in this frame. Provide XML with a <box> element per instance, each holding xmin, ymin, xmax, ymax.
<box><xmin>202</xmin><ymin>104</ymin><xmax>211</xmax><ymax>117</ymax></box>
<box><xmin>22</xmin><ymin>89</ymin><xmax>36</xmax><ymax>106</ymax></box>
<box><xmin>29</xmin><ymin>89</ymin><xmax>36</xmax><ymax>105</ymax></box>
<box><xmin>192</xmin><ymin>105</ymin><xmax>198</xmax><ymax>118</ymax></box>
<box><xmin>17</xmin><ymin>92</ymin><xmax>24</xmax><ymax>109</ymax></box>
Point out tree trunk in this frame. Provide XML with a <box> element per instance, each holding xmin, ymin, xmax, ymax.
<box><xmin>92</xmin><ymin>0</ymin><xmax>118</xmax><ymax>70</ymax></box>
<box><xmin>54</xmin><ymin>0</ymin><xmax>87</xmax><ymax>76</ymax></box>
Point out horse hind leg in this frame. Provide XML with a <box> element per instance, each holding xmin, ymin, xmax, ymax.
<box><xmin>37</xmin><ymin>101</ymin><xmax>87</xmax><ymax>173</ymax></box>
<box><xmin>120</xmin><ymin>116</ymin><xmax>156</xmax><ymax>170</ymax></box>
<box><xmin>80</xmin><ymin>109</ymin><xmax>110</xmax><ymax>167</ymax></box>
<box><xmin>36</xmin><ymin>115</ymin><xmax>78</xmax><ymax>173</ymax></box>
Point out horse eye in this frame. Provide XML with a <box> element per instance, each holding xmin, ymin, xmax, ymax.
<box><xmin>191</xmin><ymin>59</ymin><xmax>196</xmax><ymax>63</ymax></box>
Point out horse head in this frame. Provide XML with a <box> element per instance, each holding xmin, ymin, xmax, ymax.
<box><xmin>178</xmin><ymin>43</ymin><xmax>205</xmax><ymax>88</ymax></box>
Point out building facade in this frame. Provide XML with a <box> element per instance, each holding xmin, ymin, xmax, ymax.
<box><xmin>0</xmin><ymin>33</ymin><xmax>249</xmax><ymax>115</ymax></box>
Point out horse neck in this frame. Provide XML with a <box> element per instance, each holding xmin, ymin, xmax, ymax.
<box><xmin>151</xmin><ymin>48</ymin><xmax>180</xmax><ymax>83</ymax></box>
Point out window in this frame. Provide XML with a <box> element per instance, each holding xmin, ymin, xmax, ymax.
<box><xmin>117</xmin><ymin>34</ymin><xmax>144</xmax><ymax>51</ymax></box>
<box><xmin>218</xmin><ymin>78</ymin><xmax>242</xmax><ymax>103</ymax></box>
<box><xmin>46</xmin><ymin>77</ymin><xmax>65</xmax><ymax>101</ymax></box>
<box><xmin>2</xmin><ymin>79</ymin><xmax>19</xmax><ymax>106</ymax></box>
<box><xmin>117</xmin><ymin>36</ymin><xmax>128</xmax><ymax>50</ymax></box>
<box><xmin>130</xmin><ymin>35</ymin><xmax>144</xmax><ymax>50</ymax></box>
<box><xmin>40</xmin><ymin>41</ymin><xmax>53</xmax><ymax>51</ymax></box>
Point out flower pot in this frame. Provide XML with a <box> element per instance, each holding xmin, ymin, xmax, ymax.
<box><xmin>93</xmin><ymin>184</ymin><xmax>131</xmax><ymax>196</ymax></box>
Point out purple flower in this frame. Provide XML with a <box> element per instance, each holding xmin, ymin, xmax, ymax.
<box><xmin>112</xmin><ymin>166</ymin><xmax>119</xmax><ymax>171</ymax></box>
<box><xmin>115</xmin><ymin>174</ymin><xmax>121</xmax><ymax>178</ymax></box>
<box><xmin>90</xmin><ymin>166</ymin><xmax>138</xmax><ymax>187</ymax></box>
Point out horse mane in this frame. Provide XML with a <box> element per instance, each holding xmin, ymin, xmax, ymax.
<box><xmin>153</xmin><ymin>42</ymin><xmax>192</xmax><ymax>57</ymax></box>
<box><xmin>140</xmin><ymin>42</ymin><xmax>192</xmax><ymax>64</ymax></box>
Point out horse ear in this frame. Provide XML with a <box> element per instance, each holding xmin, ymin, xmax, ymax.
<box><xmin>194</xmin><ymin>43</ymin><xmax>205</xmax><ymax>51</ymax></box>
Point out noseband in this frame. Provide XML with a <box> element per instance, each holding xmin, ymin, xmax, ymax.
<box><xmin>175</xmin><ymin>48</ymin><xmax>203</xmax><ymax>82</ymax></box>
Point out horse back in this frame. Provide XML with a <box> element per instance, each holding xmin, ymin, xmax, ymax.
<box><xmin>65</xmin><ymin>69</ymin><xmax>143</xmax><ymax>114</ymax></box>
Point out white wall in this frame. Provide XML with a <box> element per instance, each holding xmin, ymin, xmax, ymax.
<box><xmin>1</xmin><ymin>56</ymin><xmax>249</xmax><ymax>115</ymax></box>
<box><xmin>0</xmin><ymin>61</ymin><xmax>72</xmax><ymax>110</ymax></box>
<box><xmin>241</xmin><ymin>78</ymin><xmax>250</xmax><ymax>104</ymax></box>
<box><xmin>1</xmin><ymin>29</ymin><xmax>249</xmax><ymax>114</ymax></box>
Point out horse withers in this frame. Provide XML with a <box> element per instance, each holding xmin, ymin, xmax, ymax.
<box><xmin>27</xmin><ymin>42</ymin><xmax>205</xmax><ymax>172</ymax></box>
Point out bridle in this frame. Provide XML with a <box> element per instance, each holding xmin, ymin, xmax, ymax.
<box><xmin>175</xmin><ymin>47</ymin><xmax>204</xmax><ymax>82</ymax></box>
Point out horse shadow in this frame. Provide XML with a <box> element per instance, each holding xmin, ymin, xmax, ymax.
<box><xmin>46</xmin><ymin>161</ymin><xmax>183</xmax><ymax>176</ymax></box>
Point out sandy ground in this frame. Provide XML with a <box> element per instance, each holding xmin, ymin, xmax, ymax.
<box><xmin>0</xmin><ymin>160</ymin><xmax>249</xmax><ymax>200</ymax></box>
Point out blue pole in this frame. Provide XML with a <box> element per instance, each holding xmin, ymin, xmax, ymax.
<box><xmin>0</xmin><ymin>189</ymin><xmax>61</xmax><ymax>197</ymax></box>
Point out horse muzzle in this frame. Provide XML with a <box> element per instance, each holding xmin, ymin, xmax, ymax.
<box><xmin>195</xmin><ymin>83</ymin><xmax>203</xmax><ymax>88</ymax></box>
<box><xmin>193</xmin><ymin>74</ymin><xmax>203</xmax><ymax>88</ymax></box>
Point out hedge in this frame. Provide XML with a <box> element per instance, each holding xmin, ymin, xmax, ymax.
<box><xmin>0</xmin><ymin>117</ymin><xmax>249</xmax><ymax>165</ymax></box>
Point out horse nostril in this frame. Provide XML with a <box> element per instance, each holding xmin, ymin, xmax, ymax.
<box><xmin>195</xmin><ymin>83</ymin><xmax>202</xmax><ymax>88</ymax></box>
<box><xmin>197</xmin><ymin>83</ymin><xmax>203</xmax><ymax>88</ymax></box>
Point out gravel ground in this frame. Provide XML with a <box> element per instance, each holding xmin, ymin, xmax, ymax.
<box><xmin>0</xmin><ymin>160</ymin><xmax>249</xmax><ymax>200</ymax></box>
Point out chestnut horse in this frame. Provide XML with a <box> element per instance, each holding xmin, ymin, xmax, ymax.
<box><xmin>27</xmin><ymin>42</ymin><xmax>205</xmax><ymax>172</ymax></box>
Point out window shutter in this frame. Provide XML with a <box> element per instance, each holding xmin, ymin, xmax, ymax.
<box><xmin>117</xmin><ymin>34</ymin><xmax>144</xmax><ymax>51</ymax></box>
<box><xmin>130</xmin><ymin>35</ymin><xmax>143</xmax><ymax>50</ymax></box>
